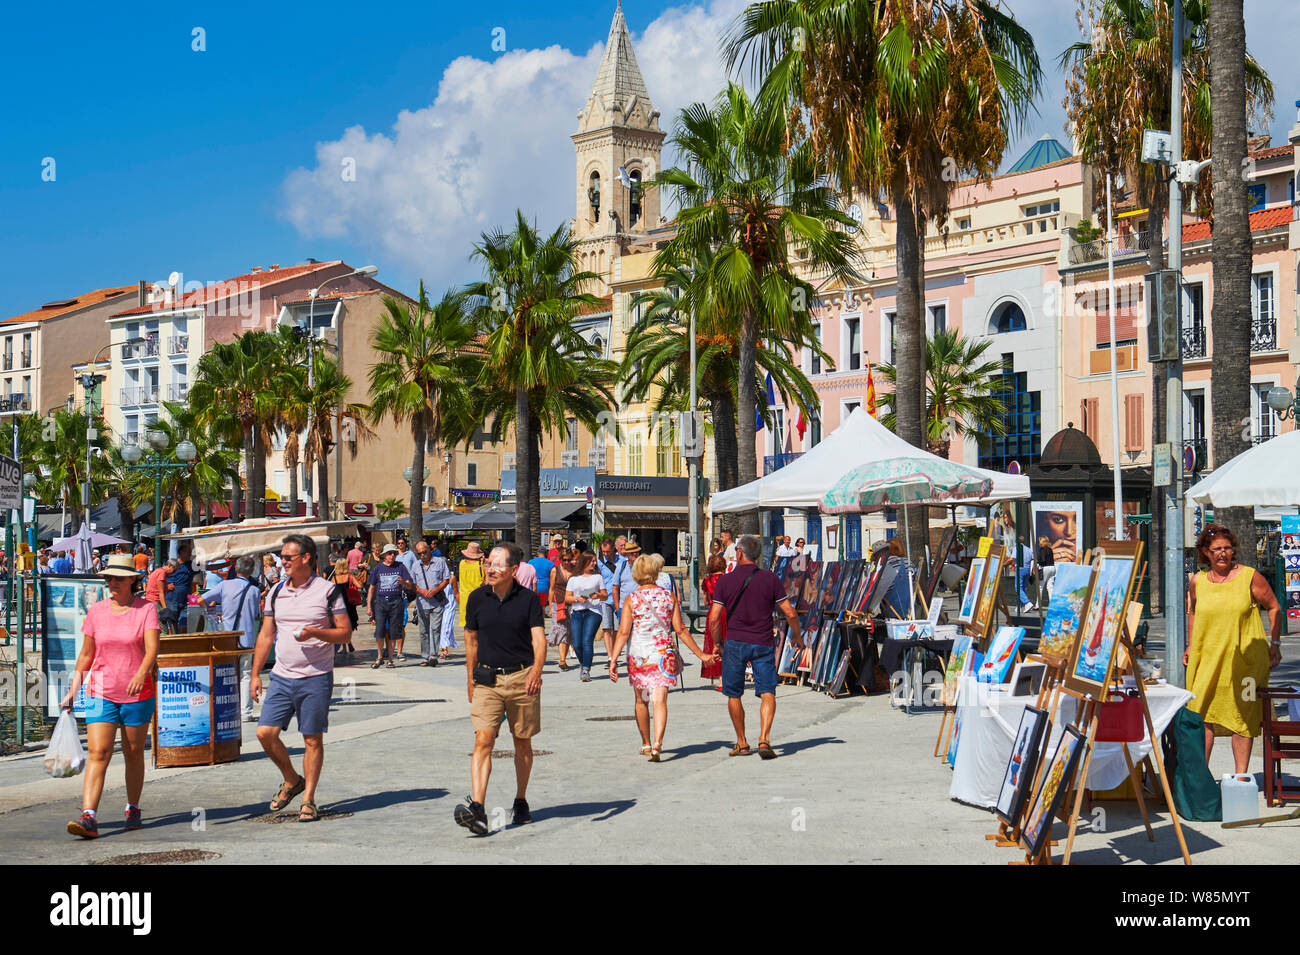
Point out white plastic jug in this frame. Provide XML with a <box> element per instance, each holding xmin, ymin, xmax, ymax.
<box><xmin>1221</xmin><ymin>773</ymin><xmax>1260</xmax><ymax>824</ymax></box>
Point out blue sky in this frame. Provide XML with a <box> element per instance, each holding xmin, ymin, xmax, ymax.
<box><xmin>2</xmin><ymin>0</ymin><xmax>1295</xmax><ymax>319</ymax></box>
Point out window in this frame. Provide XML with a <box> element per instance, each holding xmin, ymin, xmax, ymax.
<box><xmin>957</xmin><ymin>217</ymin><xmax>971</xmax><ymax>231</ymax></box>
<box><xmin>808</xmin><ymin>408</ymin><xmax>822</xmax><ymax>448</ymax></box>
<box><xmin>1183</xmin><ymin>390</ymin><xmax>1205</xmax><ymax>441</ymax></box>
<box><xmin>988</xmin><ymin>301</ymin><xmax>1028</xmax><ymax>335</ymax></box>
<box><xmin>1252</xmin><ymin>273</ymin><xmax>1275</xmax><ymax>322</ymax></box>
<box><xmin>884</xmin><ymin>311</ymin><xmax>897</xmax><ymax>362</ymax></box>
<box><xmin>472</xmin><ymin>427</ymin><xmax>488</xmax><ymax>450</ymax></box>
<box><xmin>591</xmin><ymin>334</ymin><xmax>604</xmax><ymax>357</ymax></box>
<box><xmin>1247</xmin><ymin>184</ymin><xmax>1266</xmax><ymax>212</ymax></box>
<box><xmin>767</xmin><ymin>407</ymin><xmax>786</xmax><ymax>455</ymax></box>
<box><xmin>467</xmin><ymin>462</ymin><xmax>478</xmax><ymax>486</ymax></box>
<box><xmin>629</xmin><ymin>435</ymin><xmax>643</xmax><ymax>473</ymax></box>
<box><xmin>21</xmin><ymin>333</ymin><xmax>31</xmax><ymax>367</ymax></box>
<box><xmin>628</xmin><ymin>168</ymin><xmax>642</xmax><ymax>224</ymax></box>
<box><xmin>810</xmin><ymin>323</ymin><xmax>821</xmax><ymax>375</ymax></box>
<box><xmin>22</xmin><ymin>375</ymin><xmax>31</xmax><ymax>400</ymax></box>
<box><xmin>1123</xmin><ymin>394</ymin><xmax>1144</xmax><ymax>453</ymax></box>
<box><xmin>978</xmin><ymin>355</ymin><xmax>1041</xmax><ymax>472</ymax></box>
<box><xmin>655</xmin><ymin>443</ymin><xmax>669</xmax><ymax>475</ymax></box>
<box><xmin>588</xmin><ymin>172</ymin><xmax>601</xmax><ymax>222</ymax></box>
<box><xmin>844</xmin><ymin>316</ymin><xmax>861</xmax><ymax>370</ymax></box>
<box><xmin>843</xmin><ymin>399</ymin><xmax>862</xmax><ymax>421</ymax></box>
<box><xmin>1253</xmin><ymin>384</ymin><xmax>1279</xmax><ymax>442</ymax></box>
<box><xmin>565</xmin><ymin>417</ymin><xmax>578</xmax><ymax>452</ymax></box>
<box><xmin>1023</xmin><ymin>200</ymin><xmax>1060</xmax><ymax>217</ymax></box>
<box><xmin>930</xmin><ymin>304</ymin><xmax>946</xmax><ymax>336</ymax></box>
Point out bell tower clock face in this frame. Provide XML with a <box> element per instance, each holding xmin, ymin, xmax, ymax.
<box><xmin>846</xmin><ymin>202</ymin><xmax>862</xmax><ymax>233</ymax></box>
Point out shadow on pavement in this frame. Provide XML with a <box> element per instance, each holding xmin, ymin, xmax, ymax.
<box><xmin>324</xmin><ymin>787</ymin><xmax>449</xmax><ymax>815</ymax></box>
<box><xmin>530</xmin><ymin>799</ymin><xmax>635</xmax><ymax>823</ymax></box>
<box><xmin>775</xmin><ymin>736</ymin><xmax>846</xmax><ymax>756</ymax></box>
<box><xmin>663</xmin><ymin>739</ymin><xmax>732</xmax><ymax>760</ymax></box>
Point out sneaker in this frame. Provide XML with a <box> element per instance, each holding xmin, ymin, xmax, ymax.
<box><xmin>125</xmin><ymin>806</ymin><xmax>142</xmax><ymax>830</ymax></box>
<box><xmin>453</xmin><ymin>797</ymin><xmax>489</xmax><ymax>835</ymax></box>
<box><xmin>512</xmin><ymin>798</ymin><xmax>532</xmax><ymax>826</ymax></box>
<box><xmin>580</xmin><ymin>667</ymin><xmax>591</xmax><ymax>683</ymax></box>
<box><xmin>67</xmin><ymin>811</ymin><xmax>98</xmax><ymax>839</ymax></box>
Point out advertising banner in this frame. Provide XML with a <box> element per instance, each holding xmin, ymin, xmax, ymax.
<box><xmin>156</xmin><ymin>666</ymin><xmax>210</xmax><ymax>748</ymax></box>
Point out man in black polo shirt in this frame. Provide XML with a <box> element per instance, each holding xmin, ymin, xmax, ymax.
<box><xmin>455</xmin><ymin>542</ymin><xmax>545</xmax><ymax>835</ymax></box>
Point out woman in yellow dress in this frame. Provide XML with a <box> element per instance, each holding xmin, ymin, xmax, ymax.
<box><xmin>1184</xmin><ymin>524</ymin><xmax>1283</xmax><ymax>774</ymax></box>
<box><xmin>455</xmin><ymin>541</ymin><xmax>485</xmax><ymax>629</ymax></box>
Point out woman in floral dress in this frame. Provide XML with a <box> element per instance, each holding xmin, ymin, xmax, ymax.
<box><xmin>610</xmin><ymin>553</ymin><xmax>716</xmax><ymax>761</ymax></box>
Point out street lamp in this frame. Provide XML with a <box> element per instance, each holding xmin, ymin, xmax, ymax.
<box><xmin>301</xmin><ymin>265</ymin><xmax>377</xmax><ymax>518</ymax></box>
<box><xmin>1266</xmin><ymin>376</ymin><xmax>1300</xmax><ymax>422</ymax></box>
<box><xmin>123</xmin><ymin>429</ymin><xmax>196</xmax><ymax>568</ymax></box>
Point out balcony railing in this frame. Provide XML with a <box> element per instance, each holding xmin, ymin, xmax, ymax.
<box><xmin>560</xmin><ymin>450</ymin><xmax>579</xmax><ymax>468</ymax></box>
<box><xmin>764</xmin><ymin>452</ymin><xmax>804</xmax><ymax>475</ymax></box>
<box><xmin>587</xmin><ymin>448</ymin><xmax>606</xmax><ymax>469</ymax></box>
<box><xmin>0</xmin><ymin>395</ymin><xmax>30</xmax><ymax>413</ymax></box>
<box><xmin>1181</xmin><ymin>324</ymin><xmax>1207</xmax><ymax>359</ymax></box>
<box><xmin>1252</xmin><ymin>433</ymin><xmax>1275</xmax><ymax>446</ymax></box>
<box><xmin>168</xmin><ymin>334</ymin><xmax>189</xmax><ymax>355</ymax></box>
<box><xmin>2</xmin><ymin>355</ymin><xmax>11</xmax><ymax>370</ymax></box>
<box><xmin>125</xmin><ymin>431</ymin><xmax>139</xmax><ymax>446</ymax></box>
<box><xmin>20</xmin><ymin>351</ymin><xmax>32</xmax><ymax>368</ymax></box>
<box><xmin>123</xmin><ymin>338</ymin><xmax>159</xmax><ymax>359</ymax></box>
<box><xmin>1250</xmin><ymin>318</ymin><xmax>1277</xmax><ymax>352</ymax></box>
<box><xmin>167</xmin><ymin>383</ymin><xmax>189</xmax><ymax>401</ymax></box>
<box><xmin>1067</xmin><ymin>229</ymin><xmax>1152</xmax><ymax>266</ymax></box>
<box><xmin>120</xmin><ymin>386</ymin><xmax>159</xmax><ymax>407</ymax></box>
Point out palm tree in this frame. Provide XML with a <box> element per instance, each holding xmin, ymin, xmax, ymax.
<box><xmin>1208</xmin><ymin>0</ymin><xmax>1257</xmax><ymax>563</ymax></box>
<box><xmin>875</xmin><ymin>330</ymin><xmax>1007</xmax><ymax>459</ymax></box>
<box><xmin>623</xmin><ymin>246</ymin><xmax>829</xmax><ymax>497</ymax></box>
<box><xmin>726</xmin><ymin>0</ymin><xmax>1041</xmax><ymax>543</ymax></box>
<box><xmin>652</xmin><ymin>82</ymin><xmax>858</xmax><ymax>532</ymax></box>
<box><xmin>467</xmin><ymin>212</ymin><xmax>609</xmax><ymax>552</ymax></box>
<box><xmin>303</xmin><ymin>354</ymin><xmax>376</xmax><ymax>520</ymax></box>
<box><xmin>26</xmin><ymin>408</ymin><xmax>114</xmax><ymax>528</ymax></box>
<box><xmin>190</xmin><ymin>332</ymin><xmax>281</xmax><ymax>519</ymax></box>
<box><xmin>377</xmin><ymin>497</ymin><xmax>407</xmax><ymax>525</ymax></box>
<box><xmin>152</xmin><ymin>400</ymin><xmax>240</xmax><ymax>527</ymax></box>
<box><xmin>367</xmin><ymin>284</ymin><xmax>476</xmax><ymax>542</ymax></box>
<box><xmin>1063</xmin><ymin>0</ymin><xmax>1272</xmax><ymax>606</ymax></box>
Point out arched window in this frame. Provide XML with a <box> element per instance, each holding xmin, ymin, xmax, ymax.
<box><xmin>592</xmin><ymin>334</ymin><xmax>604</xmax><ymax>356</ymax></box>
<box><xmin>629</xmin><ymin>168</ymin><xmax>642</xmax><ymax>225</ymax></box>
<box><xmin>588</xmin><ymin>172</ymin><xmax>601</xmax><ymax>222</ymax></box>
<box><xmin>988</xmin><ymin>301</ymin><xmax>1028</xmax><ymax>335</ymax></box>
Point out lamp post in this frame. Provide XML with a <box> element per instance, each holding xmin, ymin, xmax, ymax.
<box><xmin>1266</xmin><ymin>377</ymin><xmax>1300</xmax><ymax>423</ymax></box>
<box><xmin>301</xmin><ymin>265</ymin><xmax>377</xmax><ymax>518</ymax></box>
<box><xmin>122</xmin><ymin>429</ymin><xmax>196</xmax><ymax>568</ymax></box>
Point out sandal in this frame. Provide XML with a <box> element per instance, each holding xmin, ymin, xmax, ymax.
<box><xmin>728</xmin><ymin>744</ymin><xmax>752</xmax><ymax>757</ymax></box>
<box><xmin>639</xmin><ymin>745</ymin><xmax>652</xmax><ymax>757</ymax></box>
<box><xmin>757</xmin><ymin>741</ymin><xmax>777</xmax><ymax>760</ymax></box>
<box><xmin>298</xmin><ymin>800</ymin><xmax>320</xmax><ymax>822</ymax></box>
<box><xmin>370</xmin><ymin>660</ymin><xmax>382</xmax><ymax>670</ymax></box>
<box><xmin>385</xmin><ymin>659</ymin><xmax>395</xmax><ymax>669</ymax></box>
<box><xmin>270</xmin><ymin>775</ymin><xmax>305</xmax><ymax>811</ymax></box>
<box><xmin>649</xmin><ymin>747</ymin><xmax>661</xmax><ymax>762</ymax></box>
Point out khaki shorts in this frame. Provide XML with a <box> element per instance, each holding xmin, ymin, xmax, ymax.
<box><xmin>470</xmin><ymin>667</ymin><xmax>541</xmax><ymax>739</ymax></box>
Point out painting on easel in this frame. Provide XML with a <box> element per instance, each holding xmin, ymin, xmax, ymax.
<box><xmin>957</xmin><ymin>558</ymin><xmax>986</xmax><ymax>623</ymax></box>
<box><xmin>1063</xmin><ymin>545</ymin><xmax>1142</xmax><ymax>697</ymax></box>
<box><xmin>969</xmin><ymin>543</ymin><xmax>1006</xmax><ymax>639</ymax></box>
<box><xmin>941</xmin><ymin>634</ymin><xmax>974</xmax><ymax>707</ymax></box>
<box><xmin>977</xmin><ymin>626</ymin><xmax>1025</xmax><ymax>684</ymax></box>
<box><xmin>1020</xmin><ymin>725</ymin><xmax>1088</xmax><ymax>859</ymax></box>
<box><xmin>1037</xmin><ymin>563</ymin><xmax>1094</xmax><ymax>665</ymax></box>
<box><xmin>996</xmin><ymin>706</ymin><xmax>1049</xmax><ymax>828</ymax></box>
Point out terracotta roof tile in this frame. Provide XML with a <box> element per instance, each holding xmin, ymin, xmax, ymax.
<box><xmin>0</xmin><ymin>286</ymin><xmax>135</xmax><ymax>325</ymax></box>
<box><xmin>575</xmin><ymin>295</ymin><xmax>613</xmax><ymax>316</ymax></box>
<box><xmin>110</xmin><ymin>261</ymin><xmax>344</xmax><ymax>318</ymax></box>
<box><xmin>1249</xmin><ymin>144</ymin><xmax>1292</xmax><ymax>161</ymax></box>
<box><xmin>1182</xmin><ymin>205</ymin><xmax>1290</xmax><ymax>242</ymax></box>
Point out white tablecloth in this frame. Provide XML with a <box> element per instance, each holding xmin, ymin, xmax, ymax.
<box><xmin>948</xmin><ymin>677</ymin><xmax>1194</xmax><ymax>809</ymax></box>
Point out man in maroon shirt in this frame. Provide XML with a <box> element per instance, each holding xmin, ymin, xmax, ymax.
<box><xmin>707</xmin><ymin>535</ymin><xmax>801</xmax><ymax>759</ymax></box>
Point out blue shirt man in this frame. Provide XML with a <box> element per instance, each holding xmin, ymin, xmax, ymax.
<box><xmin>200</xmin><ymin>560</ymin><xmax>262</xmax><ymax>648</ymax></box>
<box><xmin>527</xmin><ymin>551</ymin><xmax>554</xmax><ymax>596</ymax></box>
<box><xmin>395</xmin><ymin>541</ymin><xmax>419</xmax><ymax>577</ymax></box>
<box><xmin>51</xmin><ymin>554</ymin><xmax>74</xmax><ymax>575</ymax></box>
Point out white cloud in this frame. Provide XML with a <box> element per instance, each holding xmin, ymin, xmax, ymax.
<box><xmin>280</xmin><ymin>0</ymin><xmax>748</xmax><ymax>291</ymax></box>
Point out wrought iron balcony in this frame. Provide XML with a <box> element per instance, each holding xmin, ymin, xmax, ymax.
<box><xmin>120</xmin><ymin>386</ymin><xmax>159</xmax><ymax>407</ymax></box>
<box><xmin>167</xmin><ymin>383</ymin><xmax>189</xmax><ymax>401</ymax></box>
<box><xmin>587</xmin><ymin>448</ymin><xmax>606</xmax><ymax>469</ymax></box>
<box><xmin>2</xmin><ymin>355</ymin><xmax>11</xmax><ymax>370</ymax></box>
<box><xmin>123</xmin><ymin>337</ymin><xmax>159</xmax><ymax>359</ymax></box>
<box><xmin>0</xmin><ymin>395</ymin><xmax>30</xmax><ymax>413</ymax></box>
<box><xmin>764</xmin><ymin>452</ymin><xmax>804</xmax><ymax>475</ymax></box>
<box><xmin>168</xmin><ymin>334</ymin><xmax>189</xmax><ymax>354</ymax></box>
<box><xmin>1067</xmin><ymin>229</ymin><xmax>1152</xmax><ymax>265</ymax></box>
<box><xmin>1250</xmin><ymin>318</ymin><xmax>1277</xmax><ymax>352</ymax></box>
<box><xmin>20</xmin><ymin>350</ymin><xmax>32</xmax><ymax>368</ymax></box>
<box><xmin>1181</xmin><ymin>324</ymin><xmax>1206</xmax><ymax>359</ymax></box>
<box><xmin>560</xmin><ymin>450</ymin><xmax>579</xmax><ymax>468</ymax></box>
<box><xmin>1252</xmin><ymin>433</ymin><xmax>1275</xmax><ymax>446</ymax></box>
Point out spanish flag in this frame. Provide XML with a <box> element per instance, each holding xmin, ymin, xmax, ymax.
<box><xmin>866</xmin><ymin>357</ymin><xmax>877</xmax><ymax>418</ymax></box>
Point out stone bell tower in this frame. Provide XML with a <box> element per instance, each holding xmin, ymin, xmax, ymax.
<box><xmin>572</xmin><ymin>0</ymin><xmax>665</xmax><ymax>293</ymax></box>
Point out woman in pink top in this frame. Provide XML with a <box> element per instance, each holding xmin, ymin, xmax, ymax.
<box><xmin>61</xmin><ymin>555</ymin><xmax>160</xmax><ymax>839</ymax></box>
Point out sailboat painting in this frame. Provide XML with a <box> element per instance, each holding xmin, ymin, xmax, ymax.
<box><xmin>1065</xmin><ymin>556</ymin><xmax>1136</xmax><ymax>693</ymax></box>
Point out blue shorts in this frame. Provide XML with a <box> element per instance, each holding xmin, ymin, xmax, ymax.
<box><xmin>259</xmin><ymin>671</ymin><xmax>332</xmax><ymax>736</ymax></box>
<box><xmin>721</xmin><ymin>640</ymin><xmax>778</xmax><ymax>699</ymax></box>
<box><xmin>84</xmin><ymin>696</ymin><xmax>156</xmax><ymax>727</ymax></box>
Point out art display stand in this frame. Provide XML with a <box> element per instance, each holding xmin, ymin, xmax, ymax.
<box><xmin>935</xmin><ymin>544</ymin><xmax>1006</xmax><ymax>759</ymax></box>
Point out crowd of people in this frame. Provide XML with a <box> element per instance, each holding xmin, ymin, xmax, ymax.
<box><xmin>57</xmin><ymin>526</ymin><xmax>806</xmax><ymax>839</ymax></box>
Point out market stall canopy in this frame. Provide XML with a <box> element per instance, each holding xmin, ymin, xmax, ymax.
<box><xmin>159</xmin><ymin>517</ymin><xmax>364</xmax><ymax>561</ymax></box>
<box><xmin>710</xmin><ymin>407</ymin><xmax>1029</xmax><ymax>513</ymax></box>
<box><xmin>374</xmin><ymin>509</ymin><xmax>458</xmax><ymax>531</ymax></box>
<box><xmin>820</xmin><ymin>458</ymin><xmax>993</xmax><ymax>514</ymax></box>
<box><xmin>52</xmin><ymin>522</ymin><xmax>130</xmax><ymax>555</ymax></box>
<box><xmin>1186</xmin><ymin>431</ymin><xmax>1300</xmax><ymax>510</ymax></box>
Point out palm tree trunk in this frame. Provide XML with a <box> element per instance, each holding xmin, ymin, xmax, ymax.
<box><xmin>230</xmin><ymin>470</ymin><xmax>242</xmax><ymax>522</ymax></box>
<box><xmin>1209</xmin><ymin>0</ymin><xmax>1256</xmax><ymax>563</ymax></box>
<box><xmin>411</xmin><ymin>413</ymin><xmax>426</xmax><ymax>541</ymax></box>
<box><xmin>735</xmin><ymin>308</ymin><xmax>760</xmax><ymax>536</ymax></box>
<box><xmin>242</xmin><ymin>425</ymin><xmax>259</xmax><ymax>519</ymax></box>
<box><xmin>894</xmin><ymin>173</ymin><xmax>928</xmax><ymax>555</ymax></box>
<box><xmin>528</xmin><ymin>413</ymin><xmax>542</xmax><ymax>554</ymax></box>
<box><xmin>190</xmin><ymin>482</ymin><xmax>201</xmax><ymax>530</ymax></box>
<box><xmin>316</xmin><ymin>458</ymin><xmax>329</xmax><ymax>521</ymax></box>
<box><xmin>287</xmin><ymin>433</ymin><xmax>299</xmax><ymax>518</ymax></box>
<box><xmin>250</xmin><ymin>440</ymin><xmax>267</xmax><ymax>519</ymax></box>
<box><xmin>514</xmin><ymin>384</ymin><xmax>534</xmax><ymax>550</ymax></box>
<box><xmin>709</xmin><ymin>388</ymin><xmax>741</xmax><ymax>535</ymax></box>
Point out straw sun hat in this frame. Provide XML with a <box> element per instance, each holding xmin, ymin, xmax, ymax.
<box><xmin>100</xmin><ymin>555</ymin><xmax>143</xmax><ymax>578</ymax></box>
<box><xmin>461</xmin><ymin>541</ymin><xmax>485</xmax><ymax>559</ymax></box>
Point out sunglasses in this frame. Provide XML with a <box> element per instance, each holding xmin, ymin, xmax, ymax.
<box><xmin>279</xmin><ymin>552</ymin><xmax>306</xmax><ymax>561</ymax></box>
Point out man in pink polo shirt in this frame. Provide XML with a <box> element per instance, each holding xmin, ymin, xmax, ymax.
<box><xmin>249</xmin><ymin>533</ymin><xmax>351</xmax><ymax>822</ymax></box>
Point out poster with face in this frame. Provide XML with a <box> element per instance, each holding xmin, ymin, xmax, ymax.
<box><xmin>988</xmin><ymin>501</ymin><xmax>1017</xmax><ymax>551</ymax></box>
<box><xmin>1032</xmin><ymin>502</ymin><xmax>1083</xmax><ymax>565</ymax></box>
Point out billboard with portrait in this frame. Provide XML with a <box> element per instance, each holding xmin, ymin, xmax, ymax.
<box><xmin>1031</xmin><ymin>501</ymin><xmax>1084</xmax><ymax>565</ymax></box>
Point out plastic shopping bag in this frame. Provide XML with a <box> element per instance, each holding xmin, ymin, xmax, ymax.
<box><xmin>43</xmin><ymin>712</ymin><xmax>86</xmax><ymax>778</ymax></box>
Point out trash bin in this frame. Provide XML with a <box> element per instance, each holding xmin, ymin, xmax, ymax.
<box><xmin>152</xmin><ymin>631</ymin><xmax>254</xmax><ymax>768</ymax></box>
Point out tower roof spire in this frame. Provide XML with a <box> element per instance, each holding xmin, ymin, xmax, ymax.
<box><xmin>585</xmin><ymin>0</ymin><xmax>652</xmax><ymax>124</ymax></box>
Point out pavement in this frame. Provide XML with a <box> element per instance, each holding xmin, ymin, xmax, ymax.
<box><xmin>2</xmin><ymin>619</ymin><xmax>1299</xmax><ymax>864</ymax></box>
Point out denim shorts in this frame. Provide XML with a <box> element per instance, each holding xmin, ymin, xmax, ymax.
<box><xmin>84</xmin><ymin>696</ymin><xmax>156</xmax><ymax>727</ymax></box>
<box><xmin>259</xmin><ymin>671</ymin><xmax>332</xmax><ymax>735</ymax></box>
<box><xmin>721</xmin><ymin>639</ymin><xmax>778</xmax><ymax>699</ymax></box>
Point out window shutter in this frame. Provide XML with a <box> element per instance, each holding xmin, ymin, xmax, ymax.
<box><xmin>1124</xmin><ymin>394</ymin><xmax>1144</xmax><ymax>452</ymax></box>
<box><xmin>1082</xmin><ymin>398</ymin><xmax>1099</xmax><ymax>447</ymax></box>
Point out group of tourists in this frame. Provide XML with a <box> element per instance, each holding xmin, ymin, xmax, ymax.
<box><xmin>59</xmin><ymin>524</ymin><xmax>811</xmax><ymax>839</ymax></box>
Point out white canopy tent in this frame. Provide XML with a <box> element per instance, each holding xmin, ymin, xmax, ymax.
<box><xmin>1186</xmin><ymin>431</ymin><xmax>1300</xmax><ymax>511</ymax></box>
<box><xmin>710</xmin><ymin>407</ymin><xmax>1030</xmax><ymax>513</ymax></box>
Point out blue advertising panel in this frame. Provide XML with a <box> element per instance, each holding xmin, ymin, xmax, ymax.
<box><xmin>212</xmin><ymin>662</ymin><xmax>241</xmax><ymax>743</ymax></box>
<box><xmin>157</xmin><ymin>666</ymin><xmax>210</xmax><ymax>748</ymax></box>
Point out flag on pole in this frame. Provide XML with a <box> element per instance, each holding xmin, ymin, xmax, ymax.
<box><xmin>866</xmin><ymin>358</ymin><xmax>877</xmax><ymax>417</ymax></box>
<box><xmin>755</xmin><ymin>371</ymin><xmax>777</xmax><ymax>431</ymax></box>
<box><xmin>795</xmin><ymin>407</ymin><xmax>806</xmax><ymax>441</ymax></box>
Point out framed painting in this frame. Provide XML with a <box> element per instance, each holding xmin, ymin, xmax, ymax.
<box><xmin>796</xmin><ymin>560</ymin><xmax>823</xmax><ymax>617</ymax></box>
<box><xmin>970</xmin><ymin>543</ymin><xmax>1006</xmax><ymax>640</ymax></box>
<box><xmin>1009</xmin><ymin>660</ymin><xmax>1048</xmax><ymax>697</ymax></box>
<box><xmin>827</xmin><ymin>650</ymin><xmax>853</xmax><ymax>698</ymax></box>
<box><xmin>944</xmin><ymin>651</ymin><xmax>982</xmax><ymax>766</ymax></box>
<box><xmin>1063</xmin><ymin>542</ymin><xmax>1143</xmax><ymax>697</ymax></box>
<box><xmin>977</xmin><ymin>626</ymin><xmax>1025</xmax><ymax>684</ymax></box>
<box><xmin>833</xmin><ymin>560</ymin><xmax>864</xmax><ymax>617</ymax></box>
<box><xmin>1036</xmin><ymin>563</ymin><xmax>1095</xmax><ymax>666</ymax></box>
<box><xmin>957</xmin><ymin>558</ymin><xmax>986</xmax><ymax>624</ymax></box>
<box><xmin>941</xmin><ymin>633</ymin><xmax>974</xmax><ymax>707</ymax></box>
<box><xmin>817</xmin><ymin>561</ymin><xmax>846</xmax><ymax>623</ymax></box>
<box><xmin>1020</xmin><ymin>725</ymin><xmax>1088</xmax><ymax>858</ymax></box>
<box><xmin>866</xmin><ymin>559</ymin><xmax>900</xmax><ymax>616</ymax></box>
<box><xmin>995</xmin><ymin>705</ymin><xmax>1050</xmax><ymax>827</ymax></box>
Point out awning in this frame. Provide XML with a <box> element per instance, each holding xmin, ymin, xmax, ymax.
<box><xmin>159</xmin><ymin>517</ymin><xmax>364</xmax><ymax>561</ymax></box>
<box><xmin>601</xmin><ymin>510</ymin><xmax>688</xmax><ymax>530</ymax></box>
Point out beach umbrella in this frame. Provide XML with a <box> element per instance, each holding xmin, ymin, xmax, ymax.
<box><xmin>1186</xmin><ymin>431</ymin><xmax>1300</xmax><ymax>509</ymax></box>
